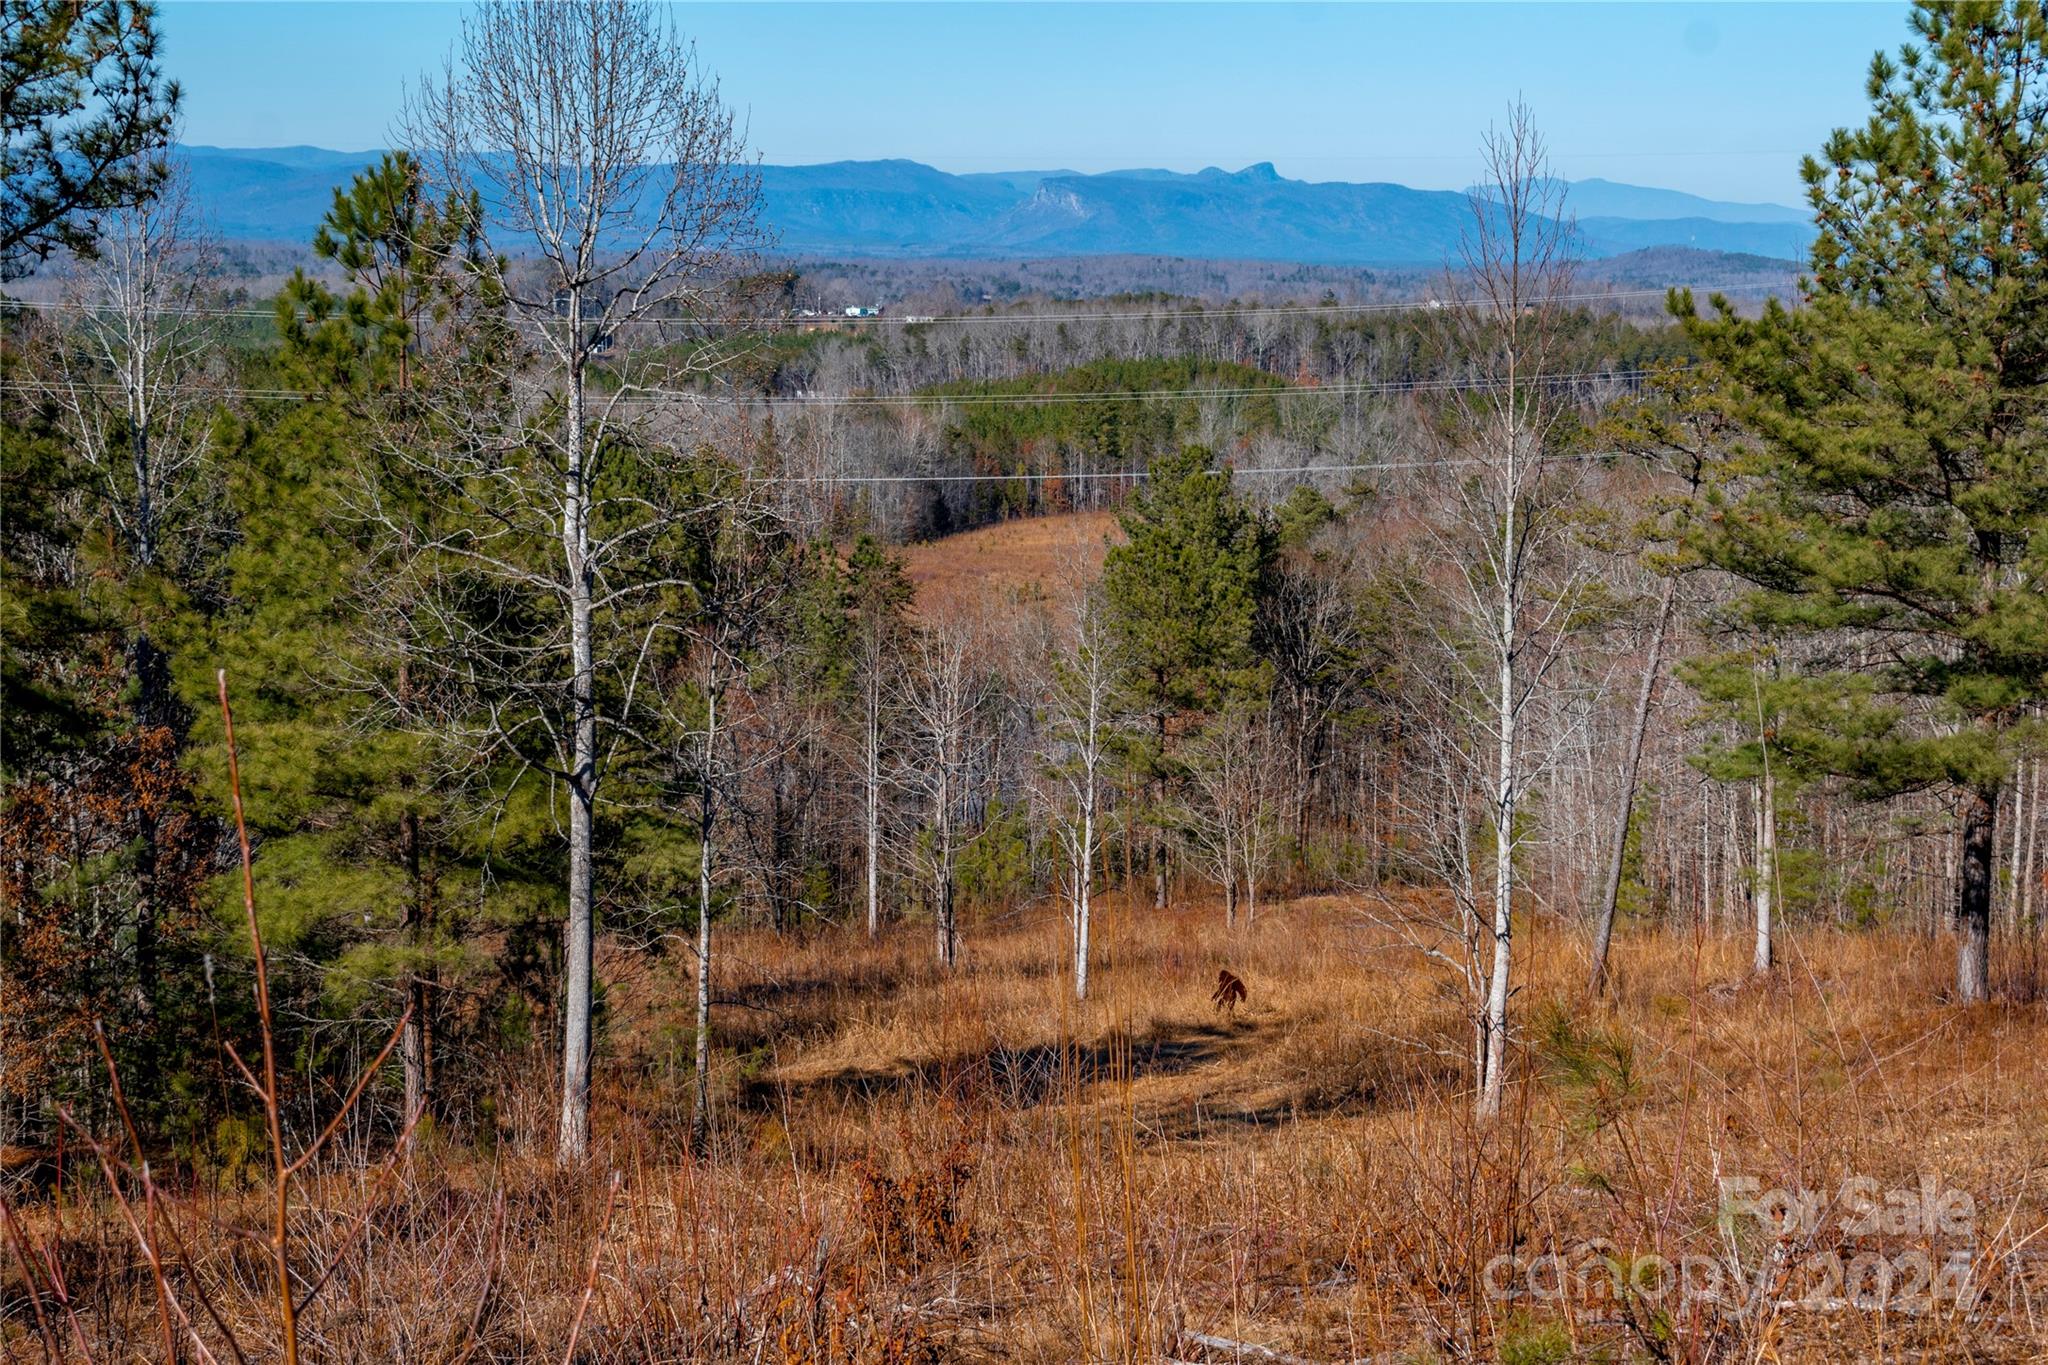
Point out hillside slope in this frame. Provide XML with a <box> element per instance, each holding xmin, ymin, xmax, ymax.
<box><xmin>898</xmin><ymin>511</ymin><xmax>1120</xmax><ymax>616</ymax></box>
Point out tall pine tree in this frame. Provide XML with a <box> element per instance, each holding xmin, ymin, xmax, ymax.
<box><xmin>182</xmin><ymin>154</ymin><xmax>497</xmax><ymax>1126</ymax></box>
<box><xmin>1102</xmin><ymin>446</ymin><xmax>1273</xmax><ymax>910</ymax></box>
<box><xmin>1677</xmin><ymin>0</ymin><xmax>2048</xmax><ymax>1000</ymax></box>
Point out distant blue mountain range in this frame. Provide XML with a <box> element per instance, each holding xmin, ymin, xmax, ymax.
<box><xmin>184</xmin><ymin>146</ymin><xmax>1815</xmax><ymax>265</ymax></box>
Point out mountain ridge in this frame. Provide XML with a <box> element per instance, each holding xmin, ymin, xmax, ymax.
<box><xmin>180</xmin><ymin>146</ymin><xmax>1814</xmax><ymax>265</ymax></box>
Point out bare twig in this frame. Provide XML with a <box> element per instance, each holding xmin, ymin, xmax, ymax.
<box><xmin>0</xmin><ymin>1195</ymin><xmax>64</xmax><ymax>1362</ymax></box>
<box><xmin>220</xmin><ymin>666</ymin><xmax>302</xmax><ymax>1365</ymax></box>
<box><xmin>561</xmin><ymin>1171</ymin><xmax>623</xmax><ymax>1364</ymax></box>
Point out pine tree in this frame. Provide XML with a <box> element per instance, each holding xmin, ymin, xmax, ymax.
<box><xmin>279</xmin><ymin>151</ymin><xmax>484</xmax><ymax>394</ymax></box>
<box><xmin>1101</xmin><ymin>445</ymin><xmax>1274</xmax><ymax>910</ymax></box>
<box><xmin>1676</xmin><ymin>0</ymin><xmax>2048</xmax><ymax>1001</ymax></box>
<box><xmin>179</xmin><ymin>154</ymin><xmax>493</xmax><ymax>1126</ymax></box>
<box><xmin>0</xmin><ymin>0</ymin><xmax>179</xmax><ymax>278</ymax></box>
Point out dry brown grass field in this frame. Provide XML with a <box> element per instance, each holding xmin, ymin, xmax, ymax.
<box><xmin>11</xmin><ymin>894</ymin><xmax>2048</xmax><ymax>1364</ymax></box>
<box><xmin>897</xmin><ymin>511</ymin><xmax>1121</xmax><ymax>617</ymax></box>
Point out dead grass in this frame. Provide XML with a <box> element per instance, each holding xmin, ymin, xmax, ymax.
<box><xmin>898</xmin><ymin>511</ymin><xmax>1120</xmax><ymax>617</ymax></box>
<box><xmin>10</xmin><ymin>895</ymin><xmax>2048</xmax><ymax>1362</ymax></box>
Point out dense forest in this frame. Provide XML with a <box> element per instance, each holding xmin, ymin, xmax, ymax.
<box><xmin>4</xmin><ymin>1</ymin><xmax>2048</xmax><ymax>1361</ymax></box>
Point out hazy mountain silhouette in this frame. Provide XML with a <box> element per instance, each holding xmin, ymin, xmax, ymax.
<box><xmin>183</xmin><ymin>147</ymin><xmax>1812</xmax><ymax>265</ymax></box>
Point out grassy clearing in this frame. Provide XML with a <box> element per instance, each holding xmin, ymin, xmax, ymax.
<box><xmin>11</xmin><ymin>894</ymin><xmax>2047</xmax><ymax>1362</ymax></box>
<box><xmin>897</xmin><ymin>510</ymin><xmax>1120</xmax><ymax>619</ymax></box>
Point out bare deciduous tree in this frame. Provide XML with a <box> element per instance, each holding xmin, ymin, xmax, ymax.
<box><xmin>857</xmin><ymin>621</ymin><xmax>895</xmax><ymax>939</ymax></box>
<box><xmin>403</xmin><ymin>0</ymin><xmax>763</xmax><ymax>1163</ymax></box>
<box><xmin>841</xmin><ymin>540</ymin><xmax>914</xmax><ymax>941</ymax></box>
<box><xmin>1261</xmin><ymin>545</ymin><xmax>1371</xmax><ymax>865</ymax></box>
<box><xmin>657</xmin><ymin>466</ymin><xmax>788</xmax><ymax>1155</ymax></box>
<box><xmin>35</xmin><ymin>154</ymin><xmax>218</xmax><ymax>682</ymax></box>
<box><xmin>1183</xmin><ymin>701</ymin><xmax>1284</xmax><ymax>930</ymax></box>
<box><xmin>897</xmin><ymin>620</ymin><xmax>999</xmax><ymax>970</ymax></box>
<box><xmin>1585</xmin><ymin>369</ymin><xmax>1722</xmax><ymax>996</ymax></box>
<box><xmin>30</xmin><ymin>150</ymin><xmax>219</xmax><ymax>1004</ymax></box>
<box><xmin>1038</xmin><ymin>568</ymin><xmax>1118</xmax><ymax>999</ymax></box>
<box><xmin>1409</xmin><ymin>104</ymin><xmax>1586</xmax><ymax>1119</ymax></box>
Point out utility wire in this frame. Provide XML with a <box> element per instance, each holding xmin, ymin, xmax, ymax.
<box><xmin>0</xmin><ymin>364</ymin><xmax>1673</xmax><ymax>410</ymax></box>
<box><xmin>620</xmin><ymin>366</ymin><xmax>1666</xmax><ymax>408</ymax></box>
<box><xmin>750</xmin><ymin>448</ymin><xmax>1640</xmax><ymax>486</ymax></box>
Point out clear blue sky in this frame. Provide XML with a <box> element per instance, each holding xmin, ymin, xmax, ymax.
<box><xmin>159</xmin><ymin>1</ymin><xmax>1911</xmax><ymax>205</ymax></box>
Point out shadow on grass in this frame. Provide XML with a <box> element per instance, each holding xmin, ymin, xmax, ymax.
<box><xmin>745</xmin><ymin>1022</ymin><xmax>1239</xmax><ymax>1111</ymax></box>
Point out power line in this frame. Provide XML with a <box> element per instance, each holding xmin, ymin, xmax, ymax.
<box><xmin>751</xmin><ymin>448</ymin><xmax>1639</xmax><ymax>487</ymax></box>
<box><xmin>637</xmin><ymin>366</ymin><xmax>1668</xmax><ymax>407</ymax></box>
<box><xmin>0</xmin><ymin>381</ymin><xmax>319</xmax><ymax>402</ymax></box>
<box><xmin>0</xmin><ymin>368</ymin><xmax>1659</xmax><ymax>485</ymax></box>
<box><xmin>1</xmin><ymin>364</ymin><xmax>1673</xmax><ymax>411</ymax></box>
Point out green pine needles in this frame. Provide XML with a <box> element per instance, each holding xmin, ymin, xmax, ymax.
<box><xmin>1677</xmin><ymin>0</ymin><xmax>2048</xmax><ymax>999</ymax></box>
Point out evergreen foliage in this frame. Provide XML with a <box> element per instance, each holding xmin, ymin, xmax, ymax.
<box><xmin>1102</xmin><ymin>445</ymin><xmax>1275</xmax><ymax>724</ymax></box>
<box><xmin>1676</xmin><ymin>0</ymin><xmax>2048</xmax><ymax>997</ymax></box>
<box><xmin>0</xmin><ymin>0</ymin><xmax>180</xmax><ymax>277</ymax></box>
